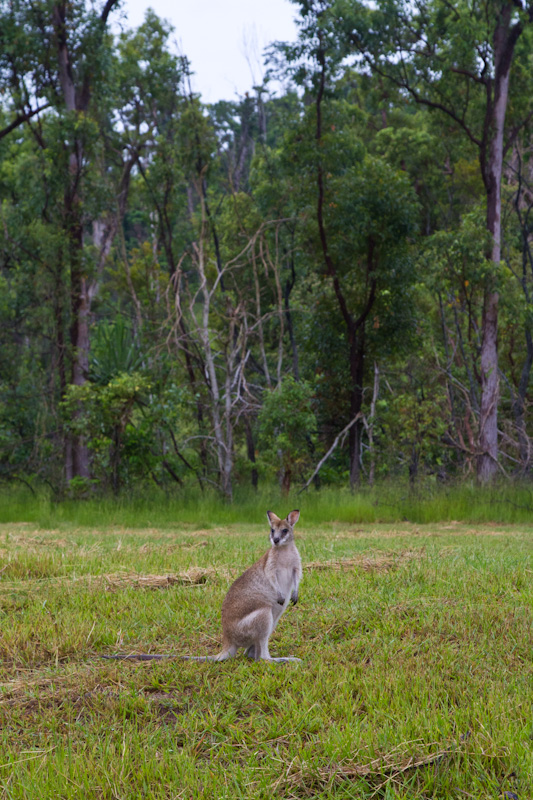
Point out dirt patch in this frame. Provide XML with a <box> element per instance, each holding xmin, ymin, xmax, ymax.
<box><xmin>0</xmin><ymin>531</ymin><xmax>73</xmax><ymax>552</ymax></box>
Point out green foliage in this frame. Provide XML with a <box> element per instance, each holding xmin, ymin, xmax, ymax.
<box><xmin>90</xmin><ymin>317</ymin><xmax>143</xmax><ymax>385</ymax></box>
<box><xmin>62</xmin><ymin>373</ymin><xmax>152</xmax><ymax>490</ymax></box>
<box><xmin>258</xmin><ymin>377</ymin><xmax>317</xmax><ymax>489</ymax></box>
<box><xmin>0</xmin><ymin>0</ymin><xmax>533</xmax><ymax>494</ymax></box>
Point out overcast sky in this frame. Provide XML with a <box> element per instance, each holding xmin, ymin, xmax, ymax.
<box><xmin>115</xmin><ymin>0</ymin><xmax>300</xmax><ymax>104</ymax></box>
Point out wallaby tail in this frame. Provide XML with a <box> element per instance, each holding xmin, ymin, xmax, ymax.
<box><xmin>101</xmin><ymin>648</ymin><xmax>235</xmax><ymax>662</ymax></box>
<box><xmin>100</xmin><ymin>654</ymin><xmax>171</xmax><ymax>661</ymax></box>
<box><xmin>181</xmin><ymin>648</ymin><xmax>235</xmax><ymax>662</ymax></box>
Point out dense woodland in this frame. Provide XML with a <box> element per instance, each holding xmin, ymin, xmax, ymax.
<box><xmin>0</xmin><ymin>0</ymin><xmax>533</xmax><ymax>498</ymax></box>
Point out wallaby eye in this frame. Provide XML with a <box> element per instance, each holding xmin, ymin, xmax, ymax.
<box><xmin>271</xmin><ymin>528</ymin><xmax>275</xmax><ymax>534</ymax></box>
<box><xmin>282</xmin><ymin>528</ymin><xmax>288</xmax><ymax>534</ymax></box>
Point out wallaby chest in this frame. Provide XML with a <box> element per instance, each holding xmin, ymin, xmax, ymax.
<box><xmin>276</xmin><ymin>564</ymin><xmax>296</xmax><ymax>595</ymax></box>
<box><xmin>265</xmin><ymin>544</ymin><xmax>300</xmax><ymax>593</ymax></box>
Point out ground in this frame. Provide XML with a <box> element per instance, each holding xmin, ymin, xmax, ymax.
<box><xmin>0</xmin><ymin>520</ymin><xmax>531</xmax><ymax>799</ymax></box>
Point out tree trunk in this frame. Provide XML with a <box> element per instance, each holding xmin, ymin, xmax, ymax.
<box><xmin>54</xmin><ymin>2</ymin><xmax>91</xmax><ymax>481</ymax></box>
<box><xmin>477</xmin><ymin>3</ymin><xmax>523</xmax><ymax>481</ymax></box>
<box><xmin>348</xmin><ymin>330</ymin><xmax>366</xmax><ymax>489</ymax></box>
<box><xmin>281</xmin><ymin>463</ymin><xmax>292</xmax><ymax>496</ymax></box>
<box><xmin>315</xmin><ymin>39</ymin><xmax>376</xmax><ymax>486</ymax></box>
<box><xmin>367</xmin><ymin>362</ymin><xmax>379</xmax><ymax>486</ymax></box>
<box><xmin>245</xmin><ymin>418</ymin><xmax>259</xmax><ymax>489</ymax></box>
<box><xmin>67</xmin><ymin>195</ymin><xmax>91</xmax><ymax>479</ymax></box>
<box><xmin>195</xmin><ymin>239</ymin><xmax>234</xmax><ymax>500</ymax></box>
<box><xmin>512</xmin><ymin>328</ymin><xmax>533</xmax><ymax>472</ymax></box>
<box><xmin>510</xmin><ymin>146</ymin><xmax>533</xmax><ymax>472</ymax></box>
<box><xmin>477</xmin><ymin>289</ymin><xmax>499</xmax><ymax>480</ymax></box>
<box><xmin>284</xmin><ymin>254</ymin><xmax>300</xmax><ymax>381</ymax></box>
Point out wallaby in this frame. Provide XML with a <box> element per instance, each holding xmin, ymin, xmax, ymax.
<box><xmin>102</xmin><ymin>509</ymin><xmax>303</xmax><ymax>663</ymax></box>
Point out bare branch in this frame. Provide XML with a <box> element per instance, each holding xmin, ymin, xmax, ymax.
<box><xmin>298</xmin><ymin>414</ymin><xmax>363</xmax><ymax>494</ymax></box>
<box><xmin>0</xmin><ymin>104</ymin><xmax>50</xmax><ymax>141</ymax></box>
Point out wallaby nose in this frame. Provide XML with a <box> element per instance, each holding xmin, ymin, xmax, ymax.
<box><xmin>273</xmin><ymin>537</ymin><xmax>280</xmax><ymax>544</ymax></box>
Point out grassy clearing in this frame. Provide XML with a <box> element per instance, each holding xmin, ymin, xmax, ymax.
<box><xmin>0</xmin><ymin>516</ymin><xmax>532</xmax><ymax>798</ymax></box>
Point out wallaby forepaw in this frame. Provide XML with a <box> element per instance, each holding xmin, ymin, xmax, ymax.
<box><xmin>291</xmin><ymin>594</ymin><xmax>298</xmax><ymax>605</ymax></box>
<box><xmin>277</xmin><ymin>596</ymin><xmax>285</xmax><ymax>605</ymax></box>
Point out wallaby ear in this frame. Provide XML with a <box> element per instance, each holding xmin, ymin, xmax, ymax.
<box><xmin>287</xmin><ymin>509</ymin><xmax>300</xmax><ymax>526</ymax></box>
<box><xmin>267</xmin><ymin>510</ymin><xmax>281</xmax><ymax>525</ymax></box>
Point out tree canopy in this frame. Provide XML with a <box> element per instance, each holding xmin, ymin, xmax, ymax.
<box><xmin>1</xmin><ymin>0</ymin><xmax>533</xmax><ymax>496</ymax></box>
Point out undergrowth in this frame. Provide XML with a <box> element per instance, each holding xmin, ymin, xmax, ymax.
<box><xmin>1</xmin><ymin>480</ymin><xmax>533</xmax><ymax>528</ymax></box>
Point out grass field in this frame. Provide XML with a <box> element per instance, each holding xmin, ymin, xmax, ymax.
<box><xmin>0</xmin><ymin>512</ymin><xmax>532</xmax><ymax>798</ymax></box>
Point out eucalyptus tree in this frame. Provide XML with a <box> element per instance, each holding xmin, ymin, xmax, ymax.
<box><xmin>503</xmin><ymin>133</ymin><xmax>533</xmax><ymax>470</ymax></box>
<box><xmin>0</xmin><ymin>0</ymin><xmax>123</xmax><ymax>483</ymax></box>
<box><xmin>268</xmin><ymin>7</ymin><xmax>420</xmax><ymax>486</ymax></box>
<box><xmin>331</xmin><ymin>0</ymin><xmax>533</xmax><ymax>479</ymax></box>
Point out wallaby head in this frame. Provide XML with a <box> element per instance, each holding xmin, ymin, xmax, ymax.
<box><xmin>267</xmin><ymin>509</ymin><xmax>300</xmax><ymax>547</ymax></box>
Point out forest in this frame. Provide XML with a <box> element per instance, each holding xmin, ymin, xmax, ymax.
<box><xmin>1</xmin><ymin>0</ymin><xmax>533</xmax><ymax>500</ymax></box>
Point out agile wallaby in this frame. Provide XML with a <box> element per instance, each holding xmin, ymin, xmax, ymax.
<box><xmin>102</xmin><ymin>509</ymin><xmax>303</xmax><ymax>663</ymax></box>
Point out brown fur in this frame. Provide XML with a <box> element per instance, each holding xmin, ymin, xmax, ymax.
<box><xmin>102</xmin><ymin>510</ymin><xmax>303</xmax><ymax>664</ymax></box>
<box><xmin>215</xmin><ymin>509</ymin><xmax>303</xmax><ymax>661</ymax></box>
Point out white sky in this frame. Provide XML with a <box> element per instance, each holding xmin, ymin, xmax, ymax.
<box><xmin>115</xmin><ymin>0</ymin><xmax>300</xmax><ymax>103</ymax></box>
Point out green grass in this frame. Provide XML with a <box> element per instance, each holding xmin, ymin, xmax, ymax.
<box><xmin>0</xmin><ymin>515</ymin><xmax>532</xmax><ymax>798</ymax></box>
<box><xmin>2</xmin><ymin>480</ymin><xmax>533</xmax><ymax>528</ymax></box>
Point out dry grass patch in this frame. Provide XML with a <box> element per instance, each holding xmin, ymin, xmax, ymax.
<box><xmin>0</xmin><ymin>566</ymin><xmax>232</xmax><ymax>595</ymax></box>
<box><xmin>304</xmin><ymin>549</ymin><xmax>422</xmax><ymax>572</ymax></box>
<box><xmin>271</xmin><ymin>732</ymin><xmax>510</xmax><ymax>795</ymax></box>
<box><xmin>103</xmin><ymin>567</ymin><xmax>232</xmax><ymax>590</ymax></box>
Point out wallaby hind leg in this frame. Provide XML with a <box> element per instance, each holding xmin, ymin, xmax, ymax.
<box><xmin>254</xmin><ymin>640</ymin><xmax>301</xmax><ymax>662</ymax></box>
<box><xmin>255</xmin><ymin>636</ymin><xmax>272</xmax><ymax>661</ymax></box>
<box><xmin>213</xmin><ymin>644</ymin><xmax>238</xmax><ymax>662</ymax></box>
<box><xmin>248</xmin><ymin>611</ymin><xmax>301</xmax><ymax>662</ymax></box>
<box><xmin>234</xmin><ymin>607</ymin><xmax>273</xmax><ymax>660</ymax></box>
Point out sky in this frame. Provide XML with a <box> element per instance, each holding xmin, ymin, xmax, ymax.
<box><xmin>115</xmin><ymin>0</ymin><xmax>300</xmax><ymax>104</ymax></box>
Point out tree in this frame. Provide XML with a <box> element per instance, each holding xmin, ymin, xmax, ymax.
<box><xmin>335</xmin><ymin>0</ymin><xmax>533</xmax><ymax>479</ymax></box>
<box><xmin>269</xmin><ymin>6</ymin><xmax>420</xmax><ymax>486</ymax></box>
<box><xmin>0</xmin><ymin>0</ymin><xmax>123</xmax><ymax>482</ymax></box>
<box><xmin>258</xmin><ymin>376</ymin><xmax>317</xmax><ymax>494</ymax></box>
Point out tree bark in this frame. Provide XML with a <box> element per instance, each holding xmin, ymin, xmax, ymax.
<box><xmin>244</xmin><ymin>418</ymin><xmax>258</xmax><ymax>489</ymax></box>
<box><xmin>284</xmin><ymin>253</ymin><xmax>300</xmax><ymax>381</ymax></box>
<box><xmin>348</xmin><ymin>329</ymin><xmax>366</xmax><ymax>488</ymax></box>
<box><xmin>510</xmin><ymin>149</ymin><xmax>533</xmax><ymax>471</ymax></box>
<box><xmin>52</xmin><ymin>0</ymin><xmax>120</xmax><ymax>482</ymax></box>
<box><xmin>512</xmin><ymin>329</ymin><xmax>533</xmax><ymax>471</ymax></box>
<box><xmin>477</xmin><ymin>2</ymin><xmax>522</xmax><ymax>481</ymax></box>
